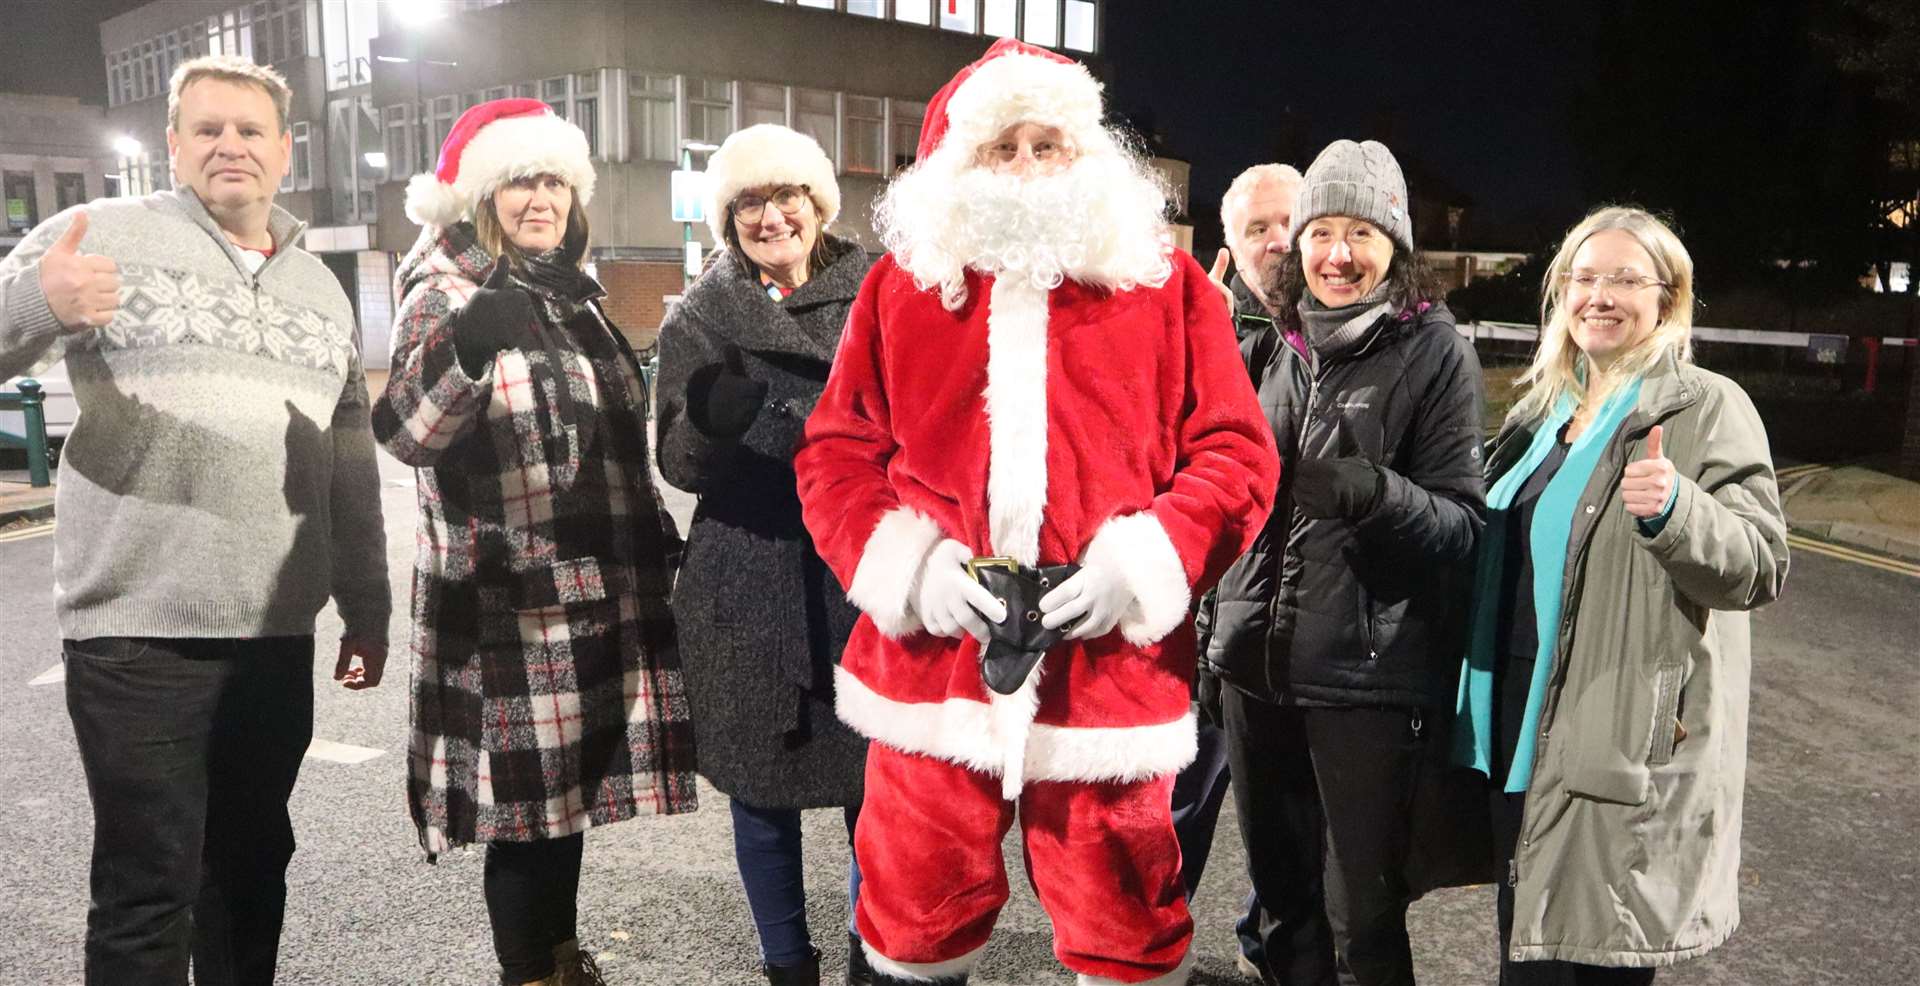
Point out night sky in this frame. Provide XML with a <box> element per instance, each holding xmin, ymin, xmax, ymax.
<box><xmin>0</xmin><ymin>0</ymin><xmax>1798</xmax><ymax>255</ymax></box>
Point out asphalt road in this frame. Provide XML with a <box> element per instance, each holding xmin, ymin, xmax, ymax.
<box><xmin>1</xmin><ymin>450</ymin><xmax>1914</xmax><ymax>985</ymax></box>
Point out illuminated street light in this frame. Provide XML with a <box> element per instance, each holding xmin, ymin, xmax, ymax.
<box><xmin>111</xmin><ymin>135</ymin><xmax>142</xmax><ymax>158</ymax></box>
<box><xmin>363</xmin><ymin>151</ymin><xmax>388</xmax><ymax>170</ymax></box>
<box><xmin>394</xmin><ymin>0</ymin><xmax>447</xmax><ymax>26</ymax></box>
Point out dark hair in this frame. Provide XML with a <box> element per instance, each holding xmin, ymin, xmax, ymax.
<box><xmin>1268</xmin><ymin>231</ymin><xmax>1440</xmax><ymax>329</ymax></box>
<box><xmin>474</xmin><ymin>182</ymin><xmax>591</xmax><ymax>270</ymax></box>
<box><xmin>720</xmin><ymin>190</ymin><xmax>833</xmax><ymax>278</ymax></box>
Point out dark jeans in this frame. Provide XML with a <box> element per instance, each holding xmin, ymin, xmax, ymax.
<box><xmin>1492</xmin><ymin>792</ymin><xmax>1656</xmax><ymax>986</ymax></box>
<box><xmin>485</xmin><ymin>833</ymin><xmax>585</xmax><ymax>983</ymax></box>
<box><xmin>731</xmin><ymin>797</ymin><xmax>863</xmax><ymax>966</ymax></box>
<box><xmin>1225</xmin><ymin>690</ymin><xmax>1428</xmax><ymax>986</ymax></box>
<box><xmin>64</xmin><ymin>635</ymin><xmax>315</xmax><ymax>986</ymax></box>
<box><xmin>1170</xmin><ymin>712</ymin><xmax>1264</xmax><ymax>963</ymax></box>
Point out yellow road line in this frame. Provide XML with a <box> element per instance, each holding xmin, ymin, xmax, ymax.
<box><xmin>0</xmin><ymin>521</ymin><xmax>54</xmax><ymax>543</ymax></box>
<box><xmin>1786</xmin><ymin>533</ymin><xmax>1920</xmax><ymax>578</ymax></box>
<box><xmin>1777</xmin><ymin>463</ymin><xmax>1830</xmax><ymax>481</ymax></box>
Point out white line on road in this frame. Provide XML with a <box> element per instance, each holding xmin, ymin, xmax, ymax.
<box><xmin>305</xmin><ymin>738</ymin><xmax>385</xmax><ymax>764</ymax></box>
<box><xmin>28</xmin><ymin>662</ymin><xmax>63</xmax><ymax>686</ymax></box>
<box><xmin>0</xmin><ymin>522</ymin><xmax>54</xmax><ymax>543</ymax></box>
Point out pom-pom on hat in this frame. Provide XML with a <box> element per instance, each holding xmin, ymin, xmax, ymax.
<box><xmin>703</xmin><ymin>124</ymin><xmax>841</xmax><ymax>242</ymax></box>
<box><xmin>1291</xmin><ymin>139</ymin><xmax>1414</xmax><ymax>253</ymax></box>
<box><xmin>404</xmin><ymin>97</ymin><xmax>597</xmax><ymax>227</ymax></box>
<box><xmin>915</xmin><ymin>37</ymin><xmax>1105</xmax><ymax>163</ymax></box>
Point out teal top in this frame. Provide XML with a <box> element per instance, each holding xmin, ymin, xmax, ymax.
<box><xmin>1452</xmin><ymin>376</ymin><xmax>1657</xmax><ymax>792</ymax></box>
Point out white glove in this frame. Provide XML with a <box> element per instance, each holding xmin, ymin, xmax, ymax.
<box><xmin>914</xmin><ymin>540</ymin><xmax>1008</xmax><ymax>643</ymax></box>
<box><xmin>1038</xmin><ymin>564</ymin><xmax>1136</xmax><ymax>641</ymax></box>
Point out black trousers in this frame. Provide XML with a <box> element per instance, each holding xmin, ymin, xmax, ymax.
<box><xmin>485</xmin><ymin>833</ymin><xmax>587</xmax><ymax>983</ymax></box>
<box><xmin>1171</xmin><ymin>711</ymin><xmax>1265</xmax><ymax>962</ymax></box>
<box><xmin>64</xmin><ymin>635</ymin><xmax>315</xmax><ymax>986</ymax></box>
<box><xmin>1225</xmin><ymin>689</ymin><xmax>1427</xmax><ymax>986</ymax></box>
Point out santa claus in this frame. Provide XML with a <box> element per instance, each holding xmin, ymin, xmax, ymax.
<box><xmin>794</xmin><ymin>39</ymin><xmax>1279</xmax><ymax>986</ymax></box>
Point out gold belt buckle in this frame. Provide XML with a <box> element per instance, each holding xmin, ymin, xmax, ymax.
<box><xmin>965</xmin><ymin>556</ymin><xmax>1021</xmax><ymax>581</ymax></box>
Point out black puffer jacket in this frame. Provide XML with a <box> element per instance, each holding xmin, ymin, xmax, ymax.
<box><xmin>1195</xmin><ymin>274</ymin><xmax>1309</xmax><ymax>684</ymax></box>
<box><xmin>1213</xmin><ymin>299</ymin><xmax>1485</xmax><ymax>709</ymax></box>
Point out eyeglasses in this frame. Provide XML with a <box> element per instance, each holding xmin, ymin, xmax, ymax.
<box><xmin>1560</xmin><ymin>271</ymin><xmax>1667</xmax><ymax>295</ymax></box>
<box><xmin>732</xmin><ymin>185</ymin><xmax>810</xmax><ymax>224</ymax></box>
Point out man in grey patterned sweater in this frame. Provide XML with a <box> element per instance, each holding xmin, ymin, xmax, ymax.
<box><xmin>0</xmin><ymin>55</ymin><xmax>389</xmax><ymax>986</ymax></box>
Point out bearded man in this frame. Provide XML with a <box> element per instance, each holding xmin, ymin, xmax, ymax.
<box><xmin>794</xmin><ymin>39</ymin><xmax>1279</xmax><ymax>986</ymax></box>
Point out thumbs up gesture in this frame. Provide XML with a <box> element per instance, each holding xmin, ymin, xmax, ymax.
<box><xmin>1206</xmin><ymin>247</ymin><xmax>1236</xmax><ymax>312</ymax></box>
<box><xmin>1621</xmin><ymin>425</ymin><xmax>1676</xmax><ymax>519</ymax></box>
<box><xmin>38</xmin><ymin>213</ymin><xmax>122</xmax><ymax>333</ymax></box>
<box><xmin>450</xmin><ymin>257</ymin><xmax>537</xmax><ymax>378</ymax></box>
<box><xmin>687</xmin><ymin>341</ymin><xmax>769</xmax><ymax>440</ymax></box>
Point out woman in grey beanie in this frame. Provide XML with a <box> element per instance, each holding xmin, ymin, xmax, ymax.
<box><xmin>1213</xmin><ymin>139</ymin><xmax>1488</xmax><ymax>986</ymax></box>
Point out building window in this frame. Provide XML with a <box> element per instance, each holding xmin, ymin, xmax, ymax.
<box><xmin>794</xmin><ymin>88</ymin><xmax>837</xmax><ymax>168</ymax></box>
<box><xmin>4</xmin><ymin>172</ymin><xmax>39</xmax><ymax>233</ymax></box>
<box><xmin>895</xmin><ymin>0</ymin><xmax>932</xmax><ymax>25</ymax></box>
<box><xmin>983</xmin><ymin>0</ymin><xmax>1017</xmax><ymax>35</ymax></box>
<box><xmin>55</xmin><ymin>173</ymin><xmax>88</xmax><ymax>211</ymax></box>
<box><xmin>890</xmin><ymin>98</ymin><xmax>924</xmax><ymax>171</ymax></box>
<box><xmin>383</xmin><ymin>104</ymin><xmax>416</xmax><ymax>177</ymax></box>
<box><xmin>1063</xmin><ymin>0</ymin><xmax>1097</xmax><ymax>52</ymax></box>
<box><xmin>940</xmin><ymin>0</ymin><xmax>977</xmax><ymax>32</ymax></box>
<box><xmin>428</xmin><ymin>96</ymin><xmax>457</xmax><ymax>159</ymax></box>
<box><xmin>742</xmin><ymin>82</ymin><xmax>786</xmax><ymax>128</ymax></box>
<box><xmin>847</xmin><ymin>0</ymin><xmax>885</xmax><ymax>16</ymax></box>
<box><xmin>543</xmin><ymin>76</ymin><xmax>570</xmax><ymax>118</ymax></box>
<box><xmin>686</xmin><ymin>77</ymin><xmax>733</xmax><ymax>145</ymax></box>
<box><xmin>574</xmin><ymin>72</ymin><xmax>600</xmax><ymax>157</ymax></box>
<box><xmin>629</xmin><ymin>73</ymin><xmax>676</xmax><ymax>162</ymax></box>
<box><xmin>797</xmin><ymin>0</ymin><xmax>835</xmax><ymax>8</ymax></box>
<box><xmin>845</xmin><ymin>95</ymin><xmax>884</xmax><ymax>175</ymax></box>
<box><xmin>512</xmin><ymin>82</ymin><xmax>535</xmax><ymax>99</ymax></box>
<box><xmin>1024</xmin><ymin>0</ymin><xmax>1059</xmax><ymax>47</ymax></box>
<box><xmin>291</xmin><ymin>120</ymin><xmax>312</xmax><ymax>189</ymax></box>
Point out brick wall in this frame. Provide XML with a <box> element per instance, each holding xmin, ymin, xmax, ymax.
<box><xmin>597</xmin><ymin>261</ymin><xmax>685</xmax><ymax>351</ymax></box>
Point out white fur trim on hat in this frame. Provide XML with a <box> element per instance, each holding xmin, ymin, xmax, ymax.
<box><xmin>404</xmin><ymin>113</ymin><xmax>597</xmax><ymax>227</ymax></box>
<box><xmin>703</xmin><ymin>123</ymin><xmax>841</xmax><ymax>241</ymax></box>
<box><xmin>938</xmin><ymin>51</ymin><xmax>1104</xmax><ymax>162</ymax></box>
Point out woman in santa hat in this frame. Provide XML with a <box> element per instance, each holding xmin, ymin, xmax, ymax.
<box><xmin>653</xmin><ymin>124</ymin><xmax>876</xmax><ymax>986</ymax></box>
<box><xmin>371</xmin><ymin>99</ymin><xmax>697</xmax><ymax>986</ymax></box>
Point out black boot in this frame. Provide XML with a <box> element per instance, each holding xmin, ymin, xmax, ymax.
<box><xmin>846</xmin><ymin>933</ymin><xmax>873</xmax><ymax>986</ymax></box>
<box><xmin>764</xmin><ymin>947</ymin><xmax>822</xmax><ymax>986</ymax></box>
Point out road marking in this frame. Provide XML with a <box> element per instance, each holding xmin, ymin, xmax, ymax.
<box><xmin>1786</xmin><ymin>533</ymin><xmax>1920</xmax><ymax>578</ymax></box>
<box><xmin>304</xmin><ymin>738</ymin><xmax>385</xmax><ymax>764</ymax></box>
<box><xmin>0</xmin><ymin>522</ymin><xmax>54</xmax><ymax>543</ymax></box>
<box><xmin>28</xmin><ymin>662</ymin><xmax>63</xmax><ymax>687</ymax></box>
<box><xmin>1776</xmin><ymin>463</ymin><xmax>1828</xmax><ymax>482</ymax></box>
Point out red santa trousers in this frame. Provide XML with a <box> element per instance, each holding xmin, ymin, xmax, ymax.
<box><xmin>854</xmin><ymin>742</ymin><xmax>1194</xmax><ymax>984</ymax></box>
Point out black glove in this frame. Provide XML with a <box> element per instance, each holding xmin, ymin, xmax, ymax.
<box><xmin>1196</xmin><ymin>667</ymin><xmax>1226</xmax><ymax>730</ymax></box>
<box><xmin>1291</xmin><ymin>456</ymin><xmax>1384</xmax><ymax>520</ymax></box>
<box><xmin>451</xmin><ymin>259</ymin><xmax>538</xmax><ymax>379</ymax></box>
<box><xmin>686</xmin><ymin>343</ymin><xmax>769</xmax><ymax>440</ymax></box>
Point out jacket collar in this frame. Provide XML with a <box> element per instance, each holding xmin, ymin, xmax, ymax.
<box><xmin>167</xmin><ymin>187</ymin><xmax>306</xmax><ymax>277</ymax></box>
<box><xmin>697</xmin><ymin>234</ymin><xmax>867</xmax><ymax>363</ymax></box>
<box><xmin>1487</xmin><ymin>347</ymin><xmax>1701</xmax><ymax>477</ymax></box>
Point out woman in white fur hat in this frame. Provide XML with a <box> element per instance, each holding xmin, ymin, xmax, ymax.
<box><xmin>372</xmin><ymin>98</ymin><xmax>698</xmax><ymax>986</ymax></box>
<box><xmin>653</xmin><ymin>123</ymin><xmax>876</xmax><ymax>986</ymax></box>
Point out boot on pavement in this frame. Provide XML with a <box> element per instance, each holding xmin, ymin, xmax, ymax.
<box><xmin>551</xmin><ymin>938</ymin><xmax>608</xmax><ymax>986</ymax></box>
<box><xmin>846</xmin><ymin>933</ymin><xmax>874</xmax><ymax>986</ymax></box>
<box><xmin>764</xmin><ymin>946</ymin><xmax>822</xmax><ymax>985</ymax></box>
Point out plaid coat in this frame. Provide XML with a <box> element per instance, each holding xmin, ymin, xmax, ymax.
<box><xmin>372</xmin><ymin>224</ymin><xmax>697</xmax><ymax>854</ymax></box>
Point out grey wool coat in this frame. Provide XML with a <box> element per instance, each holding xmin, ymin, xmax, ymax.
<box><xmin>655</xmin><ymin>235</ymin><xmax>873</xmax><ymax>809</ymax></box>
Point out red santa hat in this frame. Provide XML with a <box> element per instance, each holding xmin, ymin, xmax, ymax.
<box><xmin>915</xmin><ymin>37</ymin><xmax>1106</xmax><ymax>163</ymax></box>
<box><xmin>404</xmin><ymin>97</ymin><xmax>597</xmax><ymax>227</ymax></box>
<box><xmin>703</xmin><ymin>124</ymin><xmax>841</xmax><ymax>242</ymax></box>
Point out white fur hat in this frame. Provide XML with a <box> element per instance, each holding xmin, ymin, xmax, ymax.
<box><xmin>703</xmin><ymin>123</ymin><xmax>841</xmax><ymax>242</ymax></box>
<box><xmin>404</xmin><ymin>98</ymin><xmax>597</xmax><ymax>228</ymax></box>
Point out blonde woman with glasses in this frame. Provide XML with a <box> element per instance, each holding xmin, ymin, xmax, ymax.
<box><xmin>653</xmin><ymin>124</ymin><xmax>877</xmax><ymax>986</ymax></box>
<box><xmin>1454</xmin><ymin>206</ymin><xmax>1789</xmax><ymax>984</ymax></box>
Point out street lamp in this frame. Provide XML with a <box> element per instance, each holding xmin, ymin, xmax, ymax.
<box><xmin>108</xmin><ymin>136</ymin><xmax>143</xmax><ymax>197</ymax></box>
<box><xmin>111</xmin><ymin>135</ymin><xmax>142</xmax><ymax>158</ymax></box>
<box><xmin>676</xmin><ymin>141</ymin><xmax>720</xmax><ymax>287</ymax></box>
<box><xmin>393</xmin><ymin>0</ymin><xmax>448</xmax><ymax>26</ymax></box>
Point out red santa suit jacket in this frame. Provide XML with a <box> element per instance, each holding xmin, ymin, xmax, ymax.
<box><xmin>795</xmin><ymin>248</ymin><xmax>1279</xmax><ymax>797</ymax></box>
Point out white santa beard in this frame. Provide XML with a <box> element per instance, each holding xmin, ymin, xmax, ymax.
<box><xmin>877</xmin><ymin>148</ymin><xmax>1173</xmax><ymax>310</ymax></box>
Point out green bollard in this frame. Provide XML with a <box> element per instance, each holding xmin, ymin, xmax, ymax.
<box><xmin>16</xmin><ymin>379</ymin><xmax>50</xmax><ymax>488</ymax></box>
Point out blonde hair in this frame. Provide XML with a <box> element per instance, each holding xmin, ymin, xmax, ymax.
<box><xmin>1513</xmin><ymin>206</ymin><xmax>1696</xmax><ymax>423</ymax></box>
<box><xmin>168</xmin><ymin>54</ymin><xmax>291</xmax><ymax>134</ymax></box>
<box><xmin>1220</xmin><ymin>162</ymin><xmax>1303</xmax><ymax>237</ymax></box>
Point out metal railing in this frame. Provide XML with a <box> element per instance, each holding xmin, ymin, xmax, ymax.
<box><xmin>0</xmin><ymin>379</ymin><xmax>52</xmax><ymax>488</ymax></box>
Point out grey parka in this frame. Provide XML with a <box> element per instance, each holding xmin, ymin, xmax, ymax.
<box><xmin>1489</xmin><ymin>353</ymin><xmax>1788</xmax><ymax>967</ymax></box>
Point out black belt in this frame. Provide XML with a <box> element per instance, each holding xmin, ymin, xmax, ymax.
<box><xmin>966</xmin><ymin>556</ymin><xmax>1082</xmax><ymax>695</ymax></box>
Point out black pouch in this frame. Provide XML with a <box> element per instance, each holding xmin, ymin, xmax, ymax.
<box><xmin>967</xmin><ymin>557</ymin><xmax>1081</xmax><ymax>695</ymax></box>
